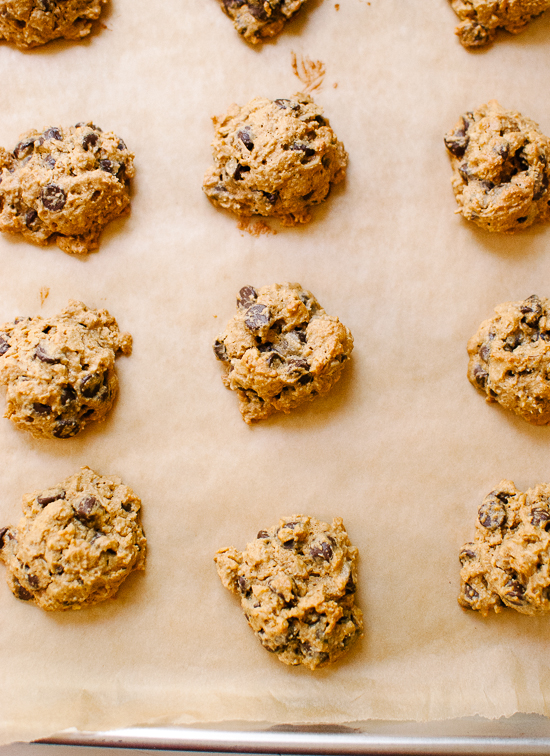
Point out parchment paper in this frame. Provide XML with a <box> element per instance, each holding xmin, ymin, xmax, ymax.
<box><xmin>2</xmin><ymin>0</ymin><xmax>550</xmax><ymax>743</ymax></box>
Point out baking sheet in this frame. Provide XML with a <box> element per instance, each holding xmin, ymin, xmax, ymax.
<box><xmin>2</xmin><ymin>0</ymin><xmax>550</xmax><ymax>744</ymax></box>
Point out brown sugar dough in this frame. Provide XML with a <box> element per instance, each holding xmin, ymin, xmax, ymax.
<box><xmin>450</xmin><ymin>0</ymin><xmax>550</xmax><ymax>47</ymax></box>
<box><xmin>0</xmin><ymin>300</ymin><xmax>132</xmax><ymax>439</ymax></box>
<box><xmin>467</xmin><ymin>295</ymin><xmax>550</xmax><ymax>425</ymax></box>
<box><xmin>213</xmin><ymin>283</ymin><xmax>353</xmax><ymax>423</ymax></box>
<box><xmin>459</xmin><ymin>480</ymin><xmax>550</xmax><ymax>616</ymax></box>
<box><xmin>215</xmin><ymin>515</ymin><xmax>363</xmax><ymax>669</ymax></box>
<box><xmin>203</xmin><ymin>94</ymin><xmax>348</xmax><ymax>226</ymax></box>
<box><xmin>0</xmin><ymin>0</ymin><xmax>106</xmax><ymax>49</ymax></box>
<box><xmin>445</xmin><ymin>100</ymin><xmax>550</xmax><ymax>233</ymax></box>
<box><xmin>217</xmin><ymin>0</ymin><xmax>308</xmax><ymax>44</ymax></box>
<box><xmin>0</xmin><ymin>467</ymin><xmax>146</xmax><ymax>611</ymax></box>
<box><xmin>0</xmin><ymin>122</ymin><xmax>135</xmax><ymax>255</ymax></box>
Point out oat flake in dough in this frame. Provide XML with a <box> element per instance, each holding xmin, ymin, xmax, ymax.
<box><xmin>0</xmin><ymin>467</ymin><xmax>146</xmax><ymax>611</ymax></box>
<box><xmin>0</xmin><ymin>300</ymin><xmax>132</xmax><ymax>439</ymax></box>
<box><xmin>459</xmin><ymin>480</ymin><xmax>550</xmax><ymax>616</ymax></box>
<box><xmin>445</xmin><ymin>100</ymin><xmax>550</xmax><ymax>233</ymax></box>
<box><xmin>213</xmin><ymin>283</ymin><xmax>353</xmax><ymax>423</ymax></box>
<box><xmin>0</xmin><ymin>0</ymin><xmax>107</xmax><ymax>49</ymax></box>
<box><xmin>203</xmin><ymin>94</ymin><xmax>348</xmax><ymax>226</ymax></box>
<box><xmin>215</xmin><ymin>514</ymin><xmax>363</xmax><ymax>669</ymax></box>
<box><xmin>217</xmin><ymin>0</ymin><xmax>308</xmax><ymax>44</ymax></box>
<box><xmin>0</xmin><ymin>122</ymin><xmax>134</xmax><ymax>255</ymax></box>
<box><xmin>450</xmin><ymin>0</ymin><xmax>550</xmax><ymax>47</ymax></box>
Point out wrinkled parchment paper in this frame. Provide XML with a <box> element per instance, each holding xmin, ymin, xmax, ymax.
<box><xmin>2</xmin><ymin>0</ymin><xmax>550</xmax><ymax>743</ymax></box>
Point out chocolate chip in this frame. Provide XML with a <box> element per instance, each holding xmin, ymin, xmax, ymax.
<box><xmin>25</xmin><ymin>209</ymin><xmax>38</xmax><ymax>228</ymax></box>
<box><xmin>247</xmin><ymin>1</ymin><xmax>269</xmax><ymax>20</ymax></box>
<box><xmin>262</xmin><ymin>191</ymin><xmax>279</xmax><ymax>204</ymax></box>
<box><xmin>531</xmin><ymin>507</ymin><xmax>550</xmax><ymax>527</ymax></box>
<box><xmin>445</xmin><ymin>127</ymin><xmax>469</xmax><ymax>158</ymax></box>
<box><xmin>257</xmin><ymin>530</ymin><xmax>269</xmax><ymax>538</ymax></box>
<box><xmin>213</xmin><ymin>340</ymin><xmax>228</xmax><ymax>361</ymax></box>
<box><xmin>463</xmin><ymin>583</ymin><xmax>479</xmax><ymax>601</ymax></box>
<box><xmin>298</xmin><ymin>374</ymin><xmax>314</xmax><ymax>385</ymax></box>
<box><xmin>472</xmin><ymin>365</ymin><xmax>488</xmax><ymax>388</ymax></box>
<box><xmin>478</xmin><ymin>499</ymin><xmax>506</xmax><ymax>530</ymax></box>
<box><xmin>291</xmin><ymin>143</ymin><xmax>315</xmax><ymax>159</ymax></box>
<box><xmin>244</xmin><ymin>304</ymin><xmax>270</xmax><ymax>331</ymax></box>
<box><xmin>60</xmin><ymin>385</ymin><xmax>77</xmax><ymax>405</ymax></box>
<box><xmin>237</xmin><ymin>129</ymin><xmax>254</xmax><ymax>151</ymax></box>
<box><xmin>237</xmin><ymin>576</ymin><xmax>250</xmax><ymax>595</ymax></box>
<box><xmin>52</xmin><ymin>418</ymin><xmax>80</xmax><ymax>438</ymax></box>
<box><xmin>458</xmin><ymin>163</ymin><xmax>472</xmax><ymax>182</ymax></box>
<box><xmin>32</xmin><ymin>402</ymin><xmax>51</xmax><ymax>415</ymax></box>
<box><xmin>82</xmin><ymin>132</ymin><xmax>99</xmax><ymax>151</ymax></box>
<box><xmin>44</xmin><ymin>155</ymin><xmax>56</xmax><ymax>169</ymax></box>
<box><xmin>0</xmin><ymin>527</ymin><xmax>8</xmax><ymax>549</ymax></box>
<box><xmin>42</xmin><ymin>127</ymin><xmax>62</xmax><ymax>142</ymax></box>
<box><xmin>310</xmin><ymin>542</ymin><xmax>333</xmax><ymax>561</ymax></box>
<box><xmin>27</xmin><ymin>573</ymin><xmax>40</xmax><ymax>589</ymax></box>
<box><xmin>533</xmin><ymin>171</ymin><xmax>549</xmax><ymax>201</ymax></box>
<box><xmin>345</xmin><ymin>574</ymin><xmax>356</xmax><ymax>594</ymax></box>
<box><xmin>503</xmin><ymin>332</ymin><xmax>521</xmax><ymax>351</ymax></box>
<box><xmin>0</xmin><ymin>337</ymin><xmax>9</xmax><ymax>356</ymax></box>
<box><xmin>274</xmin><ymin>99</ymin><xmax>291</xmax><ymax>109</ymax></box>
<box><xmin>495</xmin><ymin>143</ymin><xmax>509</xmax><ymax>161</ymax></box>
<box><xmin>74</xmin><ymin>495</ymin><xmax>97</xmax><ymax>520</ymax></box>
<box><xmin>281</xmin><ymin>540</ymin><xmax>295</xmax><ymax>549</ymax></box>
<box><xmin>99</xmin><ymin>159</ymin><xmax>114</xmax><ymax>173</ymax></box>
<box><xmin>267</xmin><ymin>351</ymin><xmax>284</xmax><ymax>367</ymax></box>
<box><xmin>459</xmin><ymin>546</ymin><xmax>477</xmax><ymax>564</ymax></box>
<box><xmin>13</xmin><ymin>137</ymin><xmax>36</xmax><ymax>160</ymax></box>
<box><xmin>37</xmin><ymin>490</ymin><xmax>66</xmax><ymax>507</ymax></box>
<box><xmin>13</xmin><ymin>579</ymin><xmax>33</xmax><ymax>601</ymax></box>
<box><xmin>75</xmin><ymin>122</ymin><xmax>102</xmax><ymax>132</ymax></box>
<box><xmin>504</xmin><ymin>579</ymin><xmax>525</xmax><ymax>605</ymax></box>
<box><xmin>117</xmin><ymin>139</ymin><xmax>127</xmax><ymax>151</ymax></box>
<box><xmin>41</xmin><ymin>184</ymin><xmax>66</xmax><ymax>212</ymax></box>
<box><xmin>80</xmin><ymin>372</ymin><xmax>104</xmax><ymax>398</ymax></box>
<box><xmin>237</xmin><ymin>286</ymin><xmax>258</xmax><ymax>309</ymax></box>
<box><xmin>287</xmin><ymin>358</ymin><xmax>309</xmax><ymax>373</ymax></box>
<box><xmin>520</xmin><ymin>295</ymin><xmax>542</xmax><ymax>326</ymax></box>
<box><xmin>34</xmin><ymin>344</ymin><xmax>57</xmax><ymax>364</ymax></box>
<box><xmin>234</xmin><ymin>163</ymin><xmax>250</xmax><ymax>181</ymax></box>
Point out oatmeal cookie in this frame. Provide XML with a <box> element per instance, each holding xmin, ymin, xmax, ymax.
<box><xmin>203</xmin><ymin>94</ymin><xmax>347</xmax><ymax>226</ymax></box>
<box><xmin>467</xmin><ymin>295</ymin><xmax>550</xmax><ymax>425</ymax></box>
<box><xmin>215</xmin><ymin>514</ymin><xmax>363</xmax><ymax>669</ymax></box>
<box><xmin>0</xmin><ymin>467</ymin><xmax>146</xmax><ymax>611</ymax></box>
<box><xmin>213</xmin><ymin>283</ymin><xmax>353</xmax><ymax>423</ymax></box>
<box><xmin>0</xmin><ymin>300</ymin><xmax>132</xmax><ymax>439</ymax></box>
<box><xmin>217</xmin><ymin>0</ymin><xmax>308</xmax><ymax>44</ymax></box>
<box><xmin>0</xmin><ymin>0</ymin><xmax>107</xmax><ymax>49</ymax></box>
<box><xmin>459</xmin><ymin>480</ymin><xmax>550</xmax><ymax>616</ymax></box>
<box><xmin>450</xmin><ymin>0</ymin><xmax>550</xmax><ymax>47</ymax></box>
<box><xmin>445</xmin><ymin>101</ymin><xmax>550</xmax><ymax>233</ymax></box>
<box><xmin>0</xmin><ymin>122</ymin><xmax>134</xmax><ymax>255</ymax></box>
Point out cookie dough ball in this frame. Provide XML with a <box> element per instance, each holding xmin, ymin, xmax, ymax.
<box><xmin>445</xmin><ymin>101</ymin><xmax>550</xmax><ymax>233</ymax></box>
<box><xmin>0</xmin><ymin>0</ymin><xmax>107</xmax><ymax>49</ymax></box>
<box><xmin>0</xmin><ymin>467</ymin><xmax>146</xmax><ymax>611</ymax></box>
<box><xmin>0</xmin><ymin>122</ymin><xmax>135</xmax><ymax>255</ymax></box>
<box><xmin>215</xmin><ymin>515</ymin><xmax>363</xmax><ymax>669</ymax></box>
<box><xmin>0</xmin><ymin>300</ymin><xmax>132</xmax><ymax>439</ymax></box>
<box><xmin>203</xmin><ymin>94</ymin><xmax>348</xmax><ymax>226</ymax></box>
<box><xmin>459</xmin><ymin>480</ymin><xmax>550</xmax><ymax>616</ymax></box>
<box><xmin>217</xmin><ymin>0</ymin><xmax>308</xmax><ymax>44</ymax></box>
<box><xmin>467</xmin><ymin>295</ymin><xmax>550</xmax><ymax>425</ymax></box>
<box><xmin>213</xmin><ymin>283</ymin><xmax>353</xmax><ymax>423</ymax></box>
<box><xmin>450</xmin><ymin>0</ymin><xmax>550</xmax><ymax>47</ymax></box>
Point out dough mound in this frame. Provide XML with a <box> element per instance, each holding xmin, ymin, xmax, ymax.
<box><xmin>0</xmin><ymin>300</ymin><xmax>132</xmax><ymax>439</ymax></box>
<box><xmin>450</xmin><ymin>0</ymin><xmax>550</xmax><ymax>47</ymax></box>
<box><xmin>217</xmin><ymin>0</ymin><xmax>308</xmax><ymax>44</ymax></box>
<box><xmin>0</xmin><ymin>467</ymin><xmax>146</xmax><ymax>611</ymax></box>
<box><xmin>215</xmin><ymin>514</ymin><xmax>363</xmax><ymax>669</ymax></box>
<box><xmin>459</xmin><ymin>480</ymin><xmax>550</xmax><ymax>616</ymax></box>
<box><xmin>445</xmin><ymin>100</ymin><xmax>550</xmax><ymax>233</ymax></box>
<box><xmin>203</xmin><ymin>94</ymin><xmax>348</xmax><ymax>226</ymax></box>
<box><xmin>0</xmin><ymin>122</ymin><xmax>135</xmax><ymax>255</ymax></box>
<box><xmin>213</xmin><ymin>283</ymin><xmax>353</xmax><ymax>423</ymax></box>
<box><xmin>467</xmin><ymin>295</ymin><xmax>550</xmax><ymax>425</ymax></box>
<box><xmin>0</xmin><ymin>0</ymin><xmax>107</xmax><ymax>49</ymax></box>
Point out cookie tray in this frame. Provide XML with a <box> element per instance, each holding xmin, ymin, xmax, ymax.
<box><xmin>42</xmin><ymin>715</ymin><xmax>550</xmax><ymax>755</ymax></box>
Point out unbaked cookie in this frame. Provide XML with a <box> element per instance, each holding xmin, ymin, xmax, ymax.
<box><xmin>467</xmin><ymin>295</ymin><xmax>550</xmax><ymax>425</ymax></box>
<box><xmin>459</xmin><ymin>480</ymin><xmax>550</xmax><ymax>615</ymax></box>
<box><xmin>445</xmin><ymin>101</ymin><xmax>550</xmax><ymax>233</ymax></box>
<box><xmin>0</xmin><ymin>300</ymin><xmax>132</xmax><ymax>439</ymax></box>
<box><xmin>0</xmin><ymin>467</ymin><xmax>146</xmax><ymax>611</ymax></box>
<box><xmin>0</xmin><ymin>0</ymin><xmax>106</xmax><ymax>49</ymax></box>
<box><xmin>203</xmin><ymin>94</ymin><xmax>347</xmax><ymax>226</ymax></box>
<box><xmin>215</xmin><ymin>514</ymin><xmax>363</xmax><ymax>669</ymax></box>
<box><xmin>213</xmin><ymin>283</ymin><xmax>353</xmax><ymax>423</ymax></box>
<box><xmin>217</xmin><ymin>0</ymin><xmax>308</xmax><ymax>44</ymax></box>
<box><xmin>0</xmin><ymin>122</ymin><xmax>134</xmax><ymax>255</ymax></box>
<box><xmin>450</xmin><ymin>0</ymin><xmax>550</xmax><ymax>47</ymax></box>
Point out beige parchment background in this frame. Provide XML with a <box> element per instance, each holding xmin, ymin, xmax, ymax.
<box><xmin>2</xmin><ymin>0</ymin><xmax>550</xmax><ymax>744</ymax></box>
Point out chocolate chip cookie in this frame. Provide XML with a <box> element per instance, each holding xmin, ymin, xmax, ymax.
<box><xmin>459</xmin><ymin>480</ymin><xmax>550</xmax><ymax>616</ymax></box>
<box><xmin>0</xmin><ymin>0</ymin><xmax>106</xmax><ymax>49</ymax></box>
<box><xmin>467</xmin><ymin>295</ymin><xmax>550</xmax><ymax>425</ymax></box>
<box><xmin>215</xmin><ymin>515</ymin><xmax>363</xmax><ymax>669</ymax></box>
<box><xmin>0</xmin><ymin>467</ymin><xmax>146</xmax><ymax>611</ymax></box>
<box><xmin>203</xmin><ymin>94</ymin><xmax>348</xmax><ymax>226</ymax></box>
<box><xmin>213</xmin><ymin>283</ymin><xmax>353</xmax><ymax>423</ymax></box>
<box><xmin>450</xmin><ymin>0</ymin><xmax>550</xmax><ymax>47</ymax></box>
<box><xmin>0</xmin><ymin>300</ymin><xmax>132</xmax><ymax>439</ymax></box>
<box><xmin>217</xmin><ymin>0</ymin><xmax>308</xmax><ymax>44</ymax></box>
<box><xmin>445</xmin><ymin>101</ymin><xmax>550</xmax><ymax>233</ymax></box>
<box><xmin>0</xmin><ymin>122</ymin><xmax>134</xmax><ymax>255</ymax></box>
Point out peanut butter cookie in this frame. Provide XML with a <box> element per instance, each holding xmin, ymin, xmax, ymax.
<box><xmin>217</xmin><ymin>0</ymin><xmax>308</xmax><ymax>44</ymax></box>
<box><xmin>450</xmin><ymin>0</ymin><xmax>550</xmax><ymax>47</ymax></box>
<box><xmin>0</xmin><ymin>0</ymin><xmax>107</xmax><ymax>49</ymax></box>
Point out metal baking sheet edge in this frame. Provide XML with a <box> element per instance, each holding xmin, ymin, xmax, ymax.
<box><xmin>39</xmin><ymin>715</ymin><xmax>550</xmax><ymax>755</ymax></box>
